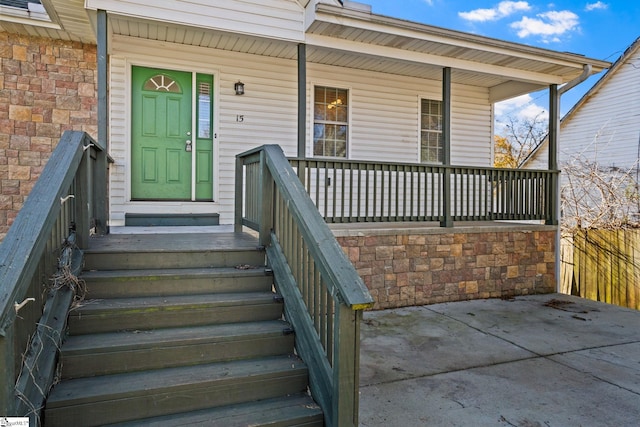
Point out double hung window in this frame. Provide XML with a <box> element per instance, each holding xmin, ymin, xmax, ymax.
<box><xmin>420</xmin><ymin>99</ymin><xmax>443</xmax><ymax>163</ymax></box>
<box><xmin>313</xmin><ymin>86</ymin><xmax>348</xmax><ymax>158</ymax></box>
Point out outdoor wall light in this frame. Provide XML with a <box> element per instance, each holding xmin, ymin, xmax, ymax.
<box><xmin>234</xmin><ymin>81</ymin><xmax>245</xmax><ymax>95</ymax></box>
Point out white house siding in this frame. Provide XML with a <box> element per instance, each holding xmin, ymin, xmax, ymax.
<box><xmin>306</xmin><ymin>64</ymin><xmax>493</xmax><ymax>166</ymax></box>
<box><xmin>86</xmin><ymin>0</ymin><xmax>305</xmax><ymax>42</ymax></box>
<box><xmin>108</xmin><ymin>35</ymin><xmax>299</xmax><ymax>226</ymax></box>
<box><xmin>451</xmin><ymin>86</ymin><xmax>493</xmax><ymax>166</ymax></box>
<box><xmin>560</xmin><ymin>55</ymin><xmax>640</xmax><ymax>170</ymax></box>
<box><xmin>524</xmin><ymin>148</ymin><xmax>549</xmax><ymax>170</ymax></box>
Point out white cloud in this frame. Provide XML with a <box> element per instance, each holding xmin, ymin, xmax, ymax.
<box><xmin>585</xmin><ymin>1</ymin><xmax>608</xmax><ymax>11</ymax></box>
<box><xmin>510</xmin><ymin>10</ymin><xmax>579</xmax><ymax>41</ymax></box>
<box><xmin>495</xmin><ymin>94</ymin><xmax>533</xmax><ymax>117</ymax></box>
<box><xmin>459</xmin><ymin>1</ymin><xmax>531</xmax><ymax>22</ymax></box>
<box><xmin>495</xmin><ymin>94</ymin><xmax>548</xmax><ymax>132</ymax></box>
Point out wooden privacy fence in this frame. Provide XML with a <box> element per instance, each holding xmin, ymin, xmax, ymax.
<box><xmin>561</xmin><ymin>228</ymin><xmax>640</xmax><ymax>310</ymax></box>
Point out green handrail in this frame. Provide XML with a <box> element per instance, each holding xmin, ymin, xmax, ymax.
<box><xmin>289</xmin><ymin>157</ymin><xmax>557</xmax><ymax>225</ymax></box>
<box><xmin>0</xmin><ymin>131</ymin><xmax>108</xmax><ymax>417</ymax></box>
<box><xmin>236</xmin><ymin>145</ymin><xmax>374</xmax><ymax>427</ymax></box>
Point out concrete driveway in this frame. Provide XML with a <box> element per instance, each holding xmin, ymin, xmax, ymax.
<box><xmin>359</xmin><ymin>294</ymin><xmax>640</xmax><ymax>426</ymax></box>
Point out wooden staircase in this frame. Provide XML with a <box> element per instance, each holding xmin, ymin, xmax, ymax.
<box><xmin>43</xmin><ymin>232</ymin><xmax>323</xmax><ymax>426</ymax></box>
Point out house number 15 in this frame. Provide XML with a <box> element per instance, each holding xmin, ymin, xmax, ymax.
<box><xmin>236</xmin><ymin>115</ymin><xmax>244</xmax><ymax>122</ymax></box>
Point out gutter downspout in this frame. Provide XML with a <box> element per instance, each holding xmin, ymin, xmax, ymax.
<box><xmin>551</xmin><ymin>63</ymin><xmax>592</xmax><ymax>293</ymax></box>
<box><xmin>559</xmin><ymin>64</ymin><xmax>592</xmax><ymax>96</ymax></box>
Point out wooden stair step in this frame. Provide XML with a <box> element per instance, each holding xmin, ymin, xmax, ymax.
<box><xmin>83</xmin><ymin>247</ymin><xmax>265</xmax><ymax>270</ymax></box>
<box><xmin>105</xmin><ymin>393</ymin><xmax>323</xmax><ymax>426</ymax></box>
<box><xmin>44</xmin><ymin>355</ymin><xmax>309</xmax><ymax>427</ymax></box>
<box><xmin>68</xmin><ymin>292</ymin><xmax>283</xmax><ymax>334</ymax></box>
<box><xmin>81</xmin><ymin>266</ymin><xmax>272</xmax><ymax>298</ymax></box>
<box><xmin>61</xmin><ymin>320</ymin><xmax>295</xmax><ymax>378</ymax></box>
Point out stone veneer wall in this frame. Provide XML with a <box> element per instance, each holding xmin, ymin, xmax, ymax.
<box><xmin>335</xmin><ymin>224</ymin><xmax>557</xmax><ymax>310</ymax></box>
<box><xmin>0</xmin><ymin>32</ymin><xmax>98</xmax><ymax>241</ymax></box>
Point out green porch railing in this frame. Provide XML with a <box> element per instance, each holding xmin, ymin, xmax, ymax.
<box><xmin>289</xmin><ymin>158</ymin><xmax>557</xmax><ymax>225</ymax></box>
<box><xmin>236</xmin><ymin>145</ymin><xmax>374</xmax><ymax>427</ymax></box>
<box><xmin>0</xmin><ymin>131</ymin><xmax>108</xmax><ymax>420</ymax></box>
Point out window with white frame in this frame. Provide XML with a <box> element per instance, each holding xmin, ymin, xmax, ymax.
<box><xmin>420</xmin><ymin>99</ymin><xmax>443</xmax><ymax>163</ymax></box>
<box><xmin>313</xmin><ymin>86</ymin><xmax>348</xmax><ymax>157</ymax></box>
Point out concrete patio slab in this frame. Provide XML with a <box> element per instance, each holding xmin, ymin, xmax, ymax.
<box><xmin>359</xmin><ymin>294</ymin><xmax>640</xmax><ymax>426</ymax></box>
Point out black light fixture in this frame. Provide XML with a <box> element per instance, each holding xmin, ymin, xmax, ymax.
<box><xmin>234</xmin><ymin>81</ymin><xmax>245</xmax><ymax>95</ymax></box>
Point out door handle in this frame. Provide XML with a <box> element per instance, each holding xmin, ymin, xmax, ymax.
<box><xmin>185</xmin><ymin>139</ymin><xmax>192</xmax><ymax>152</ymax></box>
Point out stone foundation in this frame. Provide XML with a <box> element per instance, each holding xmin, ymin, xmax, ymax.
<box><xmin>334</xmin><ymin>223</ymin><xmax>557</xmax><ymax>310</ymax></box>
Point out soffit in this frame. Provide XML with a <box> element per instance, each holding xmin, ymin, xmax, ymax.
<box><xmin>109</xmin><ymin>15</ymin><xmax>300</xmax><ymax>59</ymax></box>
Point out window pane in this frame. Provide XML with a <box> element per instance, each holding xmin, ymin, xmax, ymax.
<box><xmin>314</xmin><ymin>104</ymin><xmax>326</xmax><ymax>121</ymax></box>
<box><xmin>336</xmin><ymin>105</ymin><xmax>347</xmax><ymax>122</ymax></box>
<box><xmin>326</xmin><ymin>103</ymin><xmax>337</xmax><ymax>122</ymax></box>
<box><xmin>197</xmin><ymin>82</ymin><xmax>211</xmax><ymax>139</ymax></box>
<box><xmin>144</xmin><ymin>74</ymin><xmax>181</xmax><ymax>93</ymax></box>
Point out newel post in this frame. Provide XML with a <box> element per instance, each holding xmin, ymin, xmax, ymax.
<box><xmin>333</xmin><ymin>304</ymin><xmax>363</xmax><ymax>427</ymax></box>
<box><xmin>74</xmin><ymin>146</ymin><xmax>91</xmax><ymax>248</ymax></box>
<box><xmin>258</xmin><ymin>149</ymin><xmax>274</xmax><ymax>248</ymax></box>
<box><xmin>234</xmin><ymin>155</ymin><xmax>244</xmax><ymax>233</ymax></box>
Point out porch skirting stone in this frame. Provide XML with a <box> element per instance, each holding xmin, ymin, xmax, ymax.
<box><xmin>333</xmin><ymin>222</ymin><xmax>557</xmax><ymax>310</ymax></box>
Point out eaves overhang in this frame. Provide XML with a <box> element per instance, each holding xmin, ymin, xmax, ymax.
<box><xmin>0</xmin><ymin>0</ymin><xmax>95</xmax><ymax>43</ymax></box>
<box><xmin>306</xmin><ymin>3</ymin><xmax>611</xmax><ymax>101</ymax></box>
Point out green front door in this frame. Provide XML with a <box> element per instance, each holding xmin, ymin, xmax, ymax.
<box><xmin>132</xmin><ymin>66</ymin><xmax>208</xmax><ymax>200</ymax></box>
<box><xmin>131</xmin><ymin>66</ymin><xmax>191</xmax><ymax>200</ymax></box>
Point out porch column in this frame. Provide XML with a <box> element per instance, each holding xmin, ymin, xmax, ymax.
<box><xmin>96</xmin><ymin>9</ymin><xmax>109</xmax><ymax>235</ymax></box>
<box><xmin>547</xmin><ymin>84</ymin><xmax>559</xmax><ymax>226</ymax></box>
<box><xmin>441</xmin><ymin>67</ymin><xmax>453</xmax><ymax>227</ymax></box>
<box><xmin>298</xmin><ymin>43</ymin><xmax>306</xmax><ymax>158</ymax></box>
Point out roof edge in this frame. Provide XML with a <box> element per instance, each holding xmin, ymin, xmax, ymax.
<box><xmin>560</xmin><ymin>36</ymin><xmax>640</xmax><ymax>126</ymax></box>
<box><xmin>314</xmin><ymin>3</ymin><xmax>610</xmax><ymax>73</ymax></box>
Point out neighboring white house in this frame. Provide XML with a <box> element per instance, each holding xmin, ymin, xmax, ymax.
<box><xmin>1</xmin><ymin>0</ymin><xmax>609</xmax><ymax>227</ymax></box>
<box><xmin>524</xmin><ymin>36</ymin><xmax>640</xmax><ymax>226</ymax></box>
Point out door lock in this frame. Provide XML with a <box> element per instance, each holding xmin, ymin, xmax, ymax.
<box><xmin>185</xmin><ymin>139</ymin><xmax>192</xmax><ymax>152</ymax></box>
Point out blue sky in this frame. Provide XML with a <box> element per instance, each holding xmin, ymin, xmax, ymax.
<box><xmin>360</xmin><ymin>0</ymin><xmax>639</xmax><ymax>126</ymax></box>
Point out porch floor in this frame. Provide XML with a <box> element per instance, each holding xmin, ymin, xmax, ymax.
<box><xmin>359</xmin><ymin>294</ymin><xmax>640</xmax><ymax>426</ymax></box>
<box><xmin>93</xmin><ymin>225</ymin><xmax>257</xmax><ymax>251</ymax></box>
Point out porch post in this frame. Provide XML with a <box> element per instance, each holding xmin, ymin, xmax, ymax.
<box><xmin>547</xmin><ymin>84</ymin><xmax>559</xmax><ymax>226</ymax></box>
<box><xmin>441</xmin><ymin>67</ymin><xmax>453</xmax><ymax>227</ymax></box>
<box><xmin>96</xmin><ymin>9</ymin><xmax>109</xmax><ymax>235</ymax></box>
<box><xmin>298</xmin><ymin>43</ymin><xmax>306</xmax><ymax>158</ymax></box>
